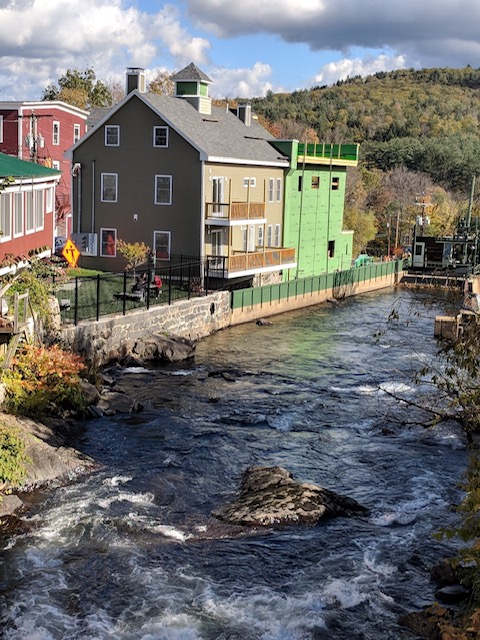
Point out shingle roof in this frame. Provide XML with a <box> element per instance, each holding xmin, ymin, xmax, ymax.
<box><xmin>171</xmin><ymin>63</ymin><xmax>213</xmax><ymax>84</ymax></box>
<box><xmin>0</xmin><ymin>153</ymin><xmax>61</xmax><ymax>179</ymax></box>
<box><xmin>143</xmin><ymin>94</ymin><xmax>289</xmax><ymax>166</ymax></box>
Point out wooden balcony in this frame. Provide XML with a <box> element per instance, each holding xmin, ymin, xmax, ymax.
<box><xmin>207</xmin><ymin>247</ymin><xmax>296</xmax><ymax>277</ymax></box>
<box><xmin>206</xmin><ymin>201</ymin><xmax>266</xmax><ymax>221</ymax></box>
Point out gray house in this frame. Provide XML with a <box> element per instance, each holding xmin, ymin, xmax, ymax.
<box><xmin>68</xmin><ymin>64</ymin><xmax>296</xmax><ymax>283</ymax></box>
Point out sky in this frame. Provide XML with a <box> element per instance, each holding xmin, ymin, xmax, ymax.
<box><xmin>1</xmin><ymin>0</ymin><xmax>480</xmax><ymax>102</ymax></box>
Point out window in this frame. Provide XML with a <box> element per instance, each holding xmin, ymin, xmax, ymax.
<box><xmin>0</xmin><ymin>115</ymin><xmax>3</xmax><ymax>144</ymax></box>
<box><xmin>276</xmin><ymin>178</ymin><xmax>282</xmax><ymax>202</ymax></box>
<box><xmin>257</xmin><ymin>226</ymin><xmax>264</xmax><ymax>247</ymax></box>
<box><xmin>154</xmin><ymin>231</ymin><xmax>171</xmax><ymax>260</ymax></box>
<box><xmin>268</xmin><ymin>178</ymin><xmax>274</xmax><ymax>203</ymax></box>
<box><xmin>311</xmin><ymin>176</ymin><xmax>320</xmax><ymax>189</ymax></box>
<box><xmin>274</xmin><ymin>224</ymin><xmax>281</xmax><ymax>247</ymax></box>
<box><xmin>100</xmin><ymin>228</ymin><xmax>116</xmax><ymax>257</ymax></box>
<box><xmin>331</xmin><ymin>176</ymin><xmax>340</xmax><ymax>190</ymax></box>
<box><xmin>105</xmin><ymin>125</ymin><xmax>120</xmax><ymax>146</ymax></box>
<box><xmin>243</xmin><ymin>177</ymin><xmax>256</xmax><ymax>188</ymax></box>
<box><xmin>328</xmin><ymin>240</ymin><xmax>335</xmax><ymax>257</ymax></box>
<box><xmin>267</xmin><ymin>224</ymin><xmax>273</xmax><ymax>247</ymax></box>
<box><xmin>298</xmin><ymin>176</ymin><xmax>303</xmax><ymax>191</ymax></box>
<box><xmin>53</xmin><ymin>121</ymin><xmax>60</xmax><ymax>145</ymax></box>
<box><xmin>14</xmin><ymin>192</ymin><xmax>23</xmax><ymax>237</ymax></box>
<box><xmin>73</xmin><ymin>124</ymin><xmax>81</xmax><ymax>143</ymax></box>
<box><xmin>153</xmin><ymin>126</ymin><xmax>169</xmax><ymax>147</ymax></box>
<box><xmin>155</xmin><ymin>175</ymin><xmax>172</xmax><ymax>205</ymax></box>
<box><xmin>241</xmin><ymin>226</ymin><xmax>247</xmax><ymax>252</ymax></box>
<box><xmin>0</xmin><ymin>193</ymin><xmax>11</xmax><ymax>240</ymax></box>
<box><xmin>46</xmin><ymin>187</ymin><xmax>54</xmax><ymax>213</ymax></box>
<box><xmin>52</xmin><ymin>160</ymin><xmax>60</xmax><ymax>171</ymax></box>
<box><xmin>101</xmin><ymin>173</ymin><xmax>118</xmax><ymax>202</ymax></box>
<box><xmin>25</xmin><ymin>191</ymin><xmax>34</xmax><ymax>232</ymax></box>
<box><xmin>35</xmin><ymin>190</ymin><xmax>44</xmax><ymax>230</ymax></box>
<box><xmin>212</xmin><ymin>177</ymin><xmax>224</xmax><ymax>215</ymax></box>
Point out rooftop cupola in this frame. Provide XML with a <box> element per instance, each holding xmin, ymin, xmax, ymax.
<box><xmin>172</xmin><ymin>63</ymin><xmax>213</xmax><ymax>115</ymax></box>
<box><xmin>126</xmin><ymin>67</ymin><xmax>146</xmax><ymax>94</ymax></box>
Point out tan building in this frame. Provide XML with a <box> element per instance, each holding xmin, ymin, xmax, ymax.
<box><xmin>69</xmin><ymin>64</ymin><xmax>296</xmax><ymax>285</ymax></box>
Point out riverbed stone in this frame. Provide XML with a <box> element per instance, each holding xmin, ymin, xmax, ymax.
<box><xmin>212</xmin><ymin>465</ymin><xmax>369</xmax><ymax>527</ymax></box>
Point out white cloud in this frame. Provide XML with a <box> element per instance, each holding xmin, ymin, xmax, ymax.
<box><xmin>314</xmin><ymin>54</ymin><xmax>407</xmax><ymax>86</ymax></box>
<box><xmin>209</xmin><ymin>62</ymin><xmax>275</xmax><ymax>99</ymax></box>
<box><xmin>0</xmin><ymin>0</ymin><xmax>211</xmax><ymax>100</ymax></box>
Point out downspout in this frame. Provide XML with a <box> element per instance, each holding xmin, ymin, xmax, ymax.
<box><xmin>297</xmin><ymin>141</ymin><xmax>307</xmax><ymax>279</ymax></box>
<box><xmin>200</xmin><ymin>160</ymin><xmax>206</xmax><ymax>260</ymax></box>
<box><xmin>91</xmin><ymin>160</ymin><xmax>95</xmax><ymax>233</ymax></box>
<box><xmin>18</xmin><ymin>107</ymin><xmax>23</xmax><ymax>160</ymax></box>
<box><xmin>325</xmin><ymin>143</ymin><xmax>333</xmax><ymax>273</ymax></box>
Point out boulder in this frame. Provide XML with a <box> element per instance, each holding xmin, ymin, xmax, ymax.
<box><xmin>121</xmin><ymin>334</ymin><xmax>195</xmax><ymax>366</ymax></box>
<box><xmin>212</xmin><ymin>465</ymin><xmax>368</xmax><ymax>527</ymax></box>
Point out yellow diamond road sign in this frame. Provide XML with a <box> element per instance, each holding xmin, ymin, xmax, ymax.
<box><xmin>62</xmin><ymin>239</ymin><xmax>80</xmax><ymax>268</ymax></box>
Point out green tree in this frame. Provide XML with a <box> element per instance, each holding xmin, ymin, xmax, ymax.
<box><xmin>42</xmin><ymin>68</ymin><xmax>113</xmax><ymax>109</ymax></box>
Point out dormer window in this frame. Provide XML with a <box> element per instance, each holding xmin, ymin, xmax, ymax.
<box><xmin>105</xmin><ymin>125</ymin><xmax>120</xmax><ymax>146</ymax></box>
<box><xmin>153</xmin><ymin>126</ymin><xmax>169</xmax><ymax>148</ymax></box>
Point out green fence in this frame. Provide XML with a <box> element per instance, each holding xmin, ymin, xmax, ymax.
<box><xmin>231</xmin><ymin>260</ymin><xmax>402</xmax><ymax>310</ymax></box>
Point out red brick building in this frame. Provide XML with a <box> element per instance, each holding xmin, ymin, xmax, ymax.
<box><xmin>0</xmin><ymin>101</ymin><xmax>88</xmax><ymax>238</ymax></box>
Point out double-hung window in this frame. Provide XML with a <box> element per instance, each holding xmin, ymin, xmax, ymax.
<box><xmin>73</xmin><ymin>124</ymin><xmax>81</xmax><ymax>143</ymax></box>
<box><xmin>268</xmin><ymin>178</ymin><xmax>274</xmax><ymax>203</ymax></box>
<box><xmin>53</xmin><ymin>121</ymin><xmax>60</xmax><ymax>145</ymax></box>
<box><xmin>154</xmin><ymin>231</ymin><xmax>171</xmax><ymax>260</ymax></box>
<box><xmin>0</xmin><ymin>193</ymin><xmax>11</xmax><ymax>240</ymax></box>
<box><xmin>101</xmin><ymin>228</ymin><xmax>116</xmax><ymax>257</ymax></box>
<box><xmin>267</xmin><ymin>224</ymin><xmax>273</xmax><ymax>247</ymax></box>
<box><xmin>276</xmin><ymin>178</ymin><xmax>282</xmax><ymax>201</ymax></box>
<box><xmin>25</xmin><ymin>191</ymin><xmax>34</xmax><ymax>232</ymax></box>
<box><xmin>35</xmin><ymin>190</ymin><xmax>44</xmax><ymax>230</ymax></box>
<box><xmin>155</xmin><ymin>175</ymin><xmax>172</xmax><ymax>205</ymax></box>
<box><xmin>13</xmin><ymin>192</ymin><xmax>23</xmax><ymax>237</ymax></box>
<box><xmin>105</xmin><ymin>125</ymin><xmax>120</xmax><ymax>146</ymax></box>
<box><xmin>101</xmin><ymin>173</ymin><xmax>118</xmax><ymax>202</ymax></box>
<box><xmin>274</xmin><ymin>224</ymin><xmax>281</xmax><ymax>247</ymax></box>
<box><xmin>153</xmin><ymin>126</ymin><xmax>169</xmax><ymax>147</ymax></box>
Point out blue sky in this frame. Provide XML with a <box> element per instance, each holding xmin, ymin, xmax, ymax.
<box><xmin>1</xmin><ymin>0</ymin><xmax>480</xmax><ymax>101</ymax></box>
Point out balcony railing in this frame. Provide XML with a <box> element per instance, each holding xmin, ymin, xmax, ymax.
<box><xmin>297</xmin><ymin>142</ymin><xmax>359</xmax><ymax>165</ymax></box>
<box><xmin>206</xmin><ymin>201</ymin><xmax>266</xmax><ymax>221</ymax></box>
<box><xmin>208</xmin><ymin>247</ymin><xmax>296</xmax><ymax>275</ymax></box>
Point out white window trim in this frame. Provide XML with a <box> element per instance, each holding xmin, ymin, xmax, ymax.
<box><xmin>154</xmin><ymin>230</ymin><xmax>171</xmax><ymax>260</ymax></box>
<box><xmin>105</xmin><ymin>125</ymin><xmax>120</xmax><ymax>147</ymax></box>
<box><xmin>35</xmin><ymin>190</ymin><xmax>44</xmax><ymax>231</ymax></box>
<box><xmin>276</xmin><ymin>177</ymin><xmax>282</xmax><ymax>202</ymax></box>
<box><xmin>0</xmin><ymin>192</ymin><xmax>12</xmax><ymax>241</ymax></box>
<box><xmin>257</xmin><ymin>225</ymin><xmax>264</xmax><ymax>247</ymax></box>
<box><xmin>101</xmin><ymin>173</ymin><xmax>118</xmax><ymax>203</ymax></box>
<box><xmin>46</xmin><ymin>186</ymin><xmax>54</xmax><ymax>213</ymax></box>
<box><xmin>274</xmin><ymin>223</ymin><xmax>281</xmax><ymax>247</ymax></box>
<box><xmin>25</xmin><ymin>190</ymin><xmax>35</xmax><ymax>234</ymax></box>
<box><xmin>153</xmin><ymin>126</ymin><xmax>169</xmax><ymax>148</ymax></box>
<box><xmin>53</xmin><ymin>121</ymin><xmax>60</xmax><ymax>145</ymax></box>
<box><xmin>73</xmin><ymin>124</ymin><xmax>81</xmax><ymax>144</ymax></box>
<box><xmin>267</xmin><ymin>224</ymin><xmax>273</xmax><ymax>247</ymax></box>
<box><xmin>13</xmin><ymin>192</ymin><xmax>23</xmax><ymax>238</ymax></box>
<box><xmin>243</xmin><ymin>177</ymin><xmax>256</xmax><ymax>188</ymax></box>
<box><xmin>0</xmin><ymin>115</ymin><xmax>3</xmax><ymax>144</ymax></box>
<box><xmin>100</xmin><ymin>228</ymin><xmax>117</xmax><ymax>257</ymax></box>
<box><xmin>155</xmin><ymin>175</ymin><xmax>172</xmax><ymax>205</ymax></box>
<box><xmin>268</xmin><ymin>178</ymin><xmax>274</xmax><ymax>203</ymax></box>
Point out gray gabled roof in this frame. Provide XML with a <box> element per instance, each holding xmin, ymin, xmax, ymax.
<box><xmin>143</xmin><ymin>93</ymin><xmax>289</xmax><ymax>166</ymax></box>
<box><xmin>171</xmin><ymin>63</ymin><xmax>212</xmax><ymax>84</ymax></box>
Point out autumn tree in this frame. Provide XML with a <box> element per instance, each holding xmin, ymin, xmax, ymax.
<box><xmin>148</xmin><ymin>71</ymin><xmax>174</xmax><ymax>96</ymax></box>
<box><xmin>116</xmin><ymin>239</ymin><xmax>150</xmax><ymax>275</ymax></box>
<box><xmin>42</xmin><ymin>68</ymin><xmax>113</xmax><ymax>109</ymax></box>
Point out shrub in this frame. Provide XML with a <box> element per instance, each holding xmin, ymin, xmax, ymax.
<box><xmin>0</xmin><ymin>425</ymin><xmax>29</xmax><ymax>486</ymax></box>
<box><xmin>1</xmin><ymin>344</ymin><xmax>87</xmax><ymax>418</ymax></box>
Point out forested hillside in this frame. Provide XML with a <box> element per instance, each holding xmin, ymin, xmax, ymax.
<box><xmin>248</xmin><ymin>67</ymin><xmax>480</xmax><ymax>254</ymax></box>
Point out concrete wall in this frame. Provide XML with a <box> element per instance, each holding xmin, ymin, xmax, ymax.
<box><xmin>230</xmin><ymin>271</ymin><xmax>399</xmax><ymax>326</ymax></box>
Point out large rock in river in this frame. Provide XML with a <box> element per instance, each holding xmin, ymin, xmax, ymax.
<box><xmin>212</xmin><ymin>465</ymin><xmax>368</xmax><ymax>527</ymax></box>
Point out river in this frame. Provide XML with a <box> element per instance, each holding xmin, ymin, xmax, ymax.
<box><xmin>0</xmin><ymin>289</ymin><xmax>468</xmax><ymax>639</ymax></box>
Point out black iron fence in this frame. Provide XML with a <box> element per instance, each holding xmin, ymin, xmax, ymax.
<box><xmin>53</xmin><ymin>257</ymin><xmax>224</xmax><ymax>325</ymax></box>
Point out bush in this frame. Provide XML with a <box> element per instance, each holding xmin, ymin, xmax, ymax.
<box><xmin>0</xmin><ymin>425</ymin><xmax>29</xmax><ymax>486</ymax></box>
<box><xmin>1</xmin><ymin>344</ymin><xmax>87</xmax><ymax>419</ymax></box>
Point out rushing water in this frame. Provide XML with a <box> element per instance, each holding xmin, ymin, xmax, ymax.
<box><xmin>0</xmin><ymin>290</ymin><xmax>469</xmax><ymax>639</ymax></box>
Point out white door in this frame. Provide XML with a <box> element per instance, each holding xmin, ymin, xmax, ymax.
<box><xmin>212</xmin><ymin>178</ymin><xmax>224</xmax><ymax>216</ymax></box>
<box><xmin>412</xmin><ymin>242</ymin><xmax>425</xmax><ymax>268</ymax></box>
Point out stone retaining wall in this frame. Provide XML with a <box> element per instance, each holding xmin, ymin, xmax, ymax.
<box><xmin>58</xmin><ymin>272</ymin><xmax>401</xmax><ymax>368</ymax></box>
<box><xmin>59</xmin><ymin>291</ymin><xmax>231</xmax><ymax>368</ymax></box>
